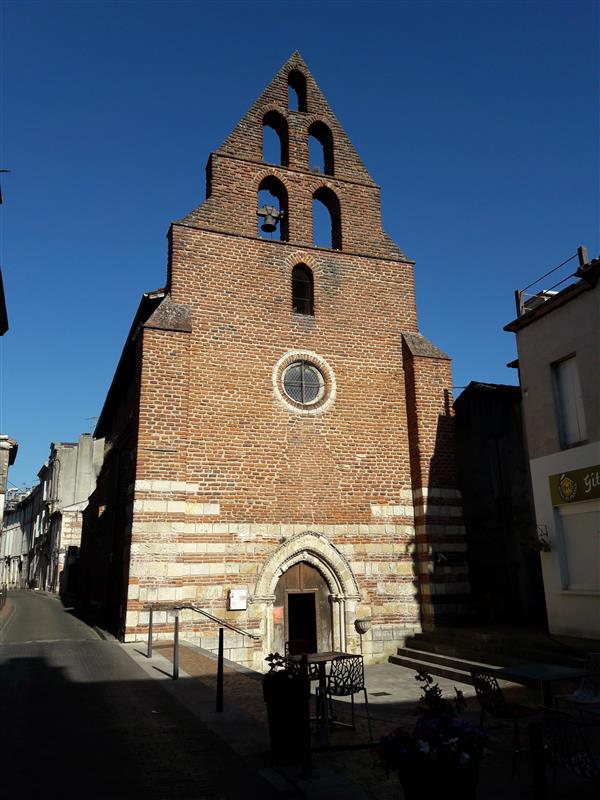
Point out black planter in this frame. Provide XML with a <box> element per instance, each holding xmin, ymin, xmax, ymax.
<box><xmin>263</xmin><ymin>671</ymin><xmax>310</xmax><ymax>765</ymax></box>
<box><xmin>400</xmin><ymin>762</ymin><xmax>479</xmax><ymax>800</ymax></box>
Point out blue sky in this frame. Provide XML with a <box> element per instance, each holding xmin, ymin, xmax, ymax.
<box><xmin>1</xmin><ymin>0</ymin><xmax>598</xmax><ymax>487</ymax></box>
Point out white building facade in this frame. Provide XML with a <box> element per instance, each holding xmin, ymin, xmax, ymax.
<box><xmin>505</xmin><ymin>254</ymin><xmax>600</xmax><ymax>638</ymax></box>
<box><xmin>1</xmin><ymin>434</ymin><xmax>103</xmax><ymax>592</ymax></box>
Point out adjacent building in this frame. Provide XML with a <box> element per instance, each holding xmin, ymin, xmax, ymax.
<box><xmin>78</xmin><ymin>53</ymin><xmax>468</xmax><ymax>668</ymax></box>
<box><xmin>505</xmin><ymin>251</ymin><xmax>600</xmax><ymax>638</ymax></box>
<box><xmin>1</xmin><ymin>483</ymin><xmax>40</xmax><ymax>588</ymax></box>
<box><xmin>1</xmin><ymin>434</ymin><xmax>103</xmax><ymax>592</ymax></box>
<box><xmin>0</xmin><ymin>435</ymin><xmax>18</xmax><ymax>524</ymax></box>
<box><xmin>0</xmin><ymin>263</ymin><xmax>18</xmax><ymax>587</ymax></box>
<box><xmin>454</xmin><ymin>382</ymin><xmax>545</xmax><ymax>625</ymax></box>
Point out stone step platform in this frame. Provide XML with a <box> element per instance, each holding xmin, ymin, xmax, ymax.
<box><xmin>405</xmin><ymin>627</ymin><xmax>587</xmax><ymax>669</ymax></box>
<box><xmin>390</xmin><ymin>646</ymin><xmax>502</xmax><ymax>683</ymax></box>
<box><xmin>387</xmin><ymin>626</ymin><xmax>596</xmax><ymax>685</ymax></box>
<box><xmin>389</xmin><ymin>647</ymin><xmax>504</xmax><ymax>685</ymax></box>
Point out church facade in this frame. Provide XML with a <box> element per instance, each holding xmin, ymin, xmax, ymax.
<box><xmin>79</xmin><ymin>54</ymin><xmax>467</xmax><ymax>668</ymax></box>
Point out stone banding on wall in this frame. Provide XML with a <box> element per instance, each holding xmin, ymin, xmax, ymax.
<box><xmin>135</xmin><ymin>480</ymin><xmax>201</xmax><ymax>494</ymax></box>
<box><xmin>80</xmin><ymin>52</ymin><xmax>466</xmax><ymax>664</ymax></box>
<box><xmin>253</xmin><ymin>529</ymin><xmax>361</xmax><ymax>600</ymax></box>
<box><xmin>124</xmin><ymin>520</ymin><xmax>421</xmax><ymax>668</ymax></box>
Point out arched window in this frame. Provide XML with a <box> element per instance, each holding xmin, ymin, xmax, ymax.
<box><xmin>292</xmin><ymin>264</ymin><xmax>314</xmax><ymax>315</ymax></box>
<box><xmin>312</xmin><ymin>187</ymin><xmax>341</xmax><ymax>250</ymax></box>
<box><xmin>257</xmin><ymin>176</ymin><xmax>289</xmax><ymax>241</ymax></box>
<box><xmin>262</xmin><ymin>111</ymin><xmax>289</xmax><ymax>167</ymax></box>
<box><xmin>288</xmin><ymin>70</ymin><xmax>307</xmax><ymax>112</ymax></box>
<box><xmin>308</xmin><ymin>121</ymin><xmax>334</xmax><ymax>176</ymax></box>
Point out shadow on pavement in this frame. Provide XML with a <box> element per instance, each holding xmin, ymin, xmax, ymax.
<box><xmin>0</xmin><ymin>653</ymin><xmax>283</xmax><ymax>799</ymax></box>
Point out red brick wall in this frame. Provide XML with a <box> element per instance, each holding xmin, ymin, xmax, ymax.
<box><xmin>137</xmin><ymin>328</ymin><xmax>191</xmax><ymax>482</ymax></box>
<box><xmin>155</xmin><ymin>225</ymin><xmax>418</xmax><ymax>523</ymax></box>
<box><xmin>403</xmin><ymin>352</ymin><xmax>458</xmax><ymax>491</ymax></box>
<box><xmin>402</xmin><ymin>343</ymin><xmax>469</xmax><ymax>624</ymax></box>
<box><xmin>88</xmin><ymin>53</ymin><xmax>467</xmax><ymax>655</ymax></box>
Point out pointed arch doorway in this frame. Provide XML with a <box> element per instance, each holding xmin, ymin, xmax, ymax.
<box><xmin>273</xmin><ymin>561</ymin><xmax>332</xmax><ymax>655</ymax></box>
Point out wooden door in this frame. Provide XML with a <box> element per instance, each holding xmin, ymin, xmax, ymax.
<box><xmin>273</xmin><ymin>561</ymin><xmax>332</xmax><ymax>654</ymax></box>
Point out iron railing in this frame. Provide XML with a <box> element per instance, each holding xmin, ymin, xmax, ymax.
<box><xmin>142</xmin><ymin>602</ymin><xmax>260</xmax><ymax>712</ymax></box>
<box><xmin>514</xmin><ymin>247</ymin><xmax>588</xmax><ymax>318</ymax></box>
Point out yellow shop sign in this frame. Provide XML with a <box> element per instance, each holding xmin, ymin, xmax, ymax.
<box><xmin>549</xmin><ymin>464</ymin><xmax>600</xmax><ymax>505</ymax></box>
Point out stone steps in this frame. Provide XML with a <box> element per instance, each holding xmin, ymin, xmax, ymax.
<box><xmin>388</xmin><ymin>627</ymin><xmax>586</xmax><ymax>684</ymax></box>
<box><xmin>389</xmin><ymin>647</ymin><xmax>502</xmax><ymax>685</ymax></box>
<box><xmin>406</xmin><ymin>630</ymin><xmax>584</xmax><ymax>669</ymax></box>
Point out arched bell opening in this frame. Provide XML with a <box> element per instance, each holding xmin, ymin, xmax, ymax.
<box><xmin>308</xmin><ymin>121</ymin><xmax>334</xmax><ymax>176</ymax></box>
<box><xmin>288</xmin><ymin>69</ymin><xmax>307</xmax><ymax>112</ymax></box>
<box><xmin>257</xmin><ymin>175</ymin><xmax>289</xmax><ymax>241</ymax></box>
<box><xmin>262</xmin><ymin>110</ymin><xmax>289</xmax><ymax>167</ymax></box>
<box><xmin>312</xmin><ymin>186</ymin><xmax>342</xmax><ymax>250</ymax></box>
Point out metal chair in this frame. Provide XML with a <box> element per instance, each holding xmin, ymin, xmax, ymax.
<box><xmin>284</xmin><ymin>641</ymin><xmax>319</xmax><ymax>681</ymax></box>
<box><xmin>541</xmin><ymin>706</ymin><xmax>600</xmax><ymax>788</ymax></box>
<box><xmin>471</xmin><ymin>667</ymin><xmax>538</xmax><ymax>777</ymax></box>
<box><xmin>326</xmin><ymin>654</ymin><xmax>372</xmax><ymax>740</ymax></box>
<box><xmin>555</xmin><ymin>653</ymin><xmax>600</xmax><ymax>713</ymax></box>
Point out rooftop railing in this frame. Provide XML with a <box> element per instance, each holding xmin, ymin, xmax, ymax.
<box><xmin>514</xmin><ymin>246</ymin><xmax>588</xmax><ymax>318</ymax></box>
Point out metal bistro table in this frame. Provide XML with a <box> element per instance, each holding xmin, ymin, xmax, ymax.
<box><xmin>494</xmin><ymin>662</ymin><xmax>588</xmax><ymax>707</ymax></box>
<box><xmin>290</xmin><ymin>650</ymin><xmax>351</xmax><ymax>733</ymax></box>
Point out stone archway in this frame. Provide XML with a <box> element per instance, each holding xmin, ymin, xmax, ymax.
<box><xmin>252</xmin><ymin>531</ymin><xmax>361</xmax><ymax>663</ymax></box>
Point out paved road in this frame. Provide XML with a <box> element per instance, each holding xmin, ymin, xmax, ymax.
<box><xmin>0</xmin><ymin>589</ymin><xmax>99</xmax><ymax>643</ymax></box>
<box><xmin>0</xmin><ymin>591</ymin><xmax>283</xmax><ymax>799</ymax></box>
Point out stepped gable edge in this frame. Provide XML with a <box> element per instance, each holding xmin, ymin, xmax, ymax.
<box><xmin>175</xmin><ymin>51</ymin><xmax>408</xmax><ymax>263</ymax></box>
<box><xmin>216</xmin><ymin>52</ymin><xmax>375</xmax><ymax>184</ymax></box>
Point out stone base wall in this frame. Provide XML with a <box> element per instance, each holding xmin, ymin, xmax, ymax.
<box><xmin>137</xmin><ymin>617</ymin><xmax>422</xmax><ymax>672</ymax></box>
<box><xmin>123</xmin><ymin>480</ymin><xmax>424</xmax><ymax>669</ymax></box>
<box><xmin>412</xmin><ymin>487</ymin><xmax>469</xmax><ymax>623</ymax></box>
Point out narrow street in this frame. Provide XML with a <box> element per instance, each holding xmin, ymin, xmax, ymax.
<box><xmin>0</xmin><ymin>589</ymin><xmax>99</xmax><ymax>643</ymax></box>
<box><xmin>0</xmin><ymin>591</ymin><xmax>282</xmax><ymax>799</ymax></box>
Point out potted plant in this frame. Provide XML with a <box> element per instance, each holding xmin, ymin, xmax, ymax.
<box><xmin>262</xmin><ymin>652</ymin><xmax>310</xmax><ymax>765</ymax></box>
<box><xmin>377</xmin><ymin>672</ymin><xmax>486</xmax><ymax>800</ymax></box>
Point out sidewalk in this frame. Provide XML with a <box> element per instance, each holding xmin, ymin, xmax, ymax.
<box><xmin>122</xmin><ymin>639</ymin><xmax>597</xmax><ymax>799</ymax></box>
<box><xmin>0</xmin><ymin>596</ymin><xmax>14</xmax><ymax>632</ymax></box>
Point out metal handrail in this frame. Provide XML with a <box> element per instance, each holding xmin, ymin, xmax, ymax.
<box><xmin>179</xmin><ymin>602</ymin><xmax>261</xmax><ymax>640</ymax></box>
<box><xmin>142</xmin><ymin>601</ymin><xmax>260</xmax><ymax>641</ymax></box>
<box><xmin>141</xmin><ymin>601</ymin><xmax>261</xmax><ymax>712</ymax></box>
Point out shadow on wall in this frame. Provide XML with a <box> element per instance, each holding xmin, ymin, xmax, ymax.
<box><xmin>408</xmin><ymin>389</ymin><xmax>466</xmax><ymax>629</ymax></box>
<box><xmin>454</xmin><ymin>383</ymin><xmax>546</xmax><ymax>627</ymax></box>
<box><xmin>77</xmin><ymin>433</ymin><xmax>138</xmax><ymax>638</ymax></box>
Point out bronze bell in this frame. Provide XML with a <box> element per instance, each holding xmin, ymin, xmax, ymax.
<box><xmin>261</xmin><ymin>212</ymin><xmax>277</xmax><ymax>233</ymax></box>
<box><xmin>258</xmin><ymin>204</ymin><xmax>281</xmax><ymax>233</ymax></box>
